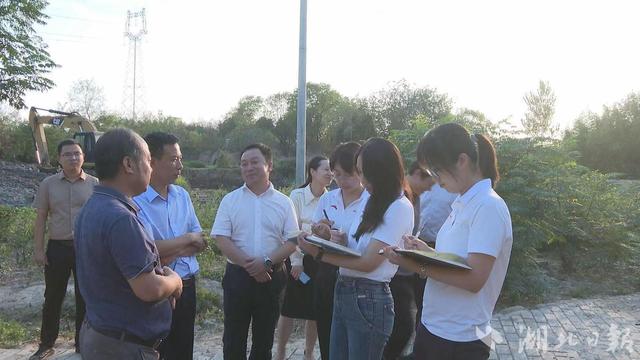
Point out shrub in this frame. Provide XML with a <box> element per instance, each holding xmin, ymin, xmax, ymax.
<box><xmin>496</xmin><ymin>138</ymin><xmax>640</xmax><ymax>305</ymax></box>
<box><xmin>183</xmin><ymin>160</ymin><xmax>206</xmax><ymax>169</ymax></box>
<box><xmin>0</xmin><ymin>206</ymin><xmax>37</xmax><ymax>273</ymax></box>
<box><xmin>0</xmin><ymin>317</ymin><xmax>30</xmax><ymax>348</ymax></box>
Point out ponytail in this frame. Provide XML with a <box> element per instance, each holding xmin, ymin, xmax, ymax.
<box><xmin>299</xmin><ymin>155</ymin><xmax>328</xmax><ymax>188</ymax></box>
<box><xmin>474</xmin><ymin>133</ymin><xmax>500</xmax><ymax>187</ymax></box>
<box><xmin>417</xmin><ymin>123</ymin><xmax>500</xmax><ymax>188</ymax></box>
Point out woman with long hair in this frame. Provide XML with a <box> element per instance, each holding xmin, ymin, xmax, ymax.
<box><xmin>382</xmin><ymin>123</ymin><xmax>513</xmax><ymax>360</ymax></box>
<box><xmin>298</xmin><ymin>138</ymin><xmax>414</xmax><ymax>360</ymax></box>
<box><xmin>276</xmin><ymin>156</ymin><xmax>332</xmax><ymax>360</ymax></box>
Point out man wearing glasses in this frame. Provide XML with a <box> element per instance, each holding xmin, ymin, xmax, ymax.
<box><xmin>30</xmin><ymin>139</ymin><xmax>99</xmax><ymax>360</ymax></box>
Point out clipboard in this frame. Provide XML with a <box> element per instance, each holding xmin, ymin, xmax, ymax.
<box><xmin>391</xmin><ymin>248</ymin><xmax>472</xmax><ymax>270</ymax></box>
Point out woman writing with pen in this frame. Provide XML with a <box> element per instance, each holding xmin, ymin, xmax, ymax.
<box><xmin>306</xmin><ymin>142</ymin><xmax>368</xmax><ymax>360</ymax></box>
<box><xmin>382</xmin><ymin>123</ymin><xmax>513</xmax><ymax>360</ymax></box>
<box><xmin>298</xmin><ymin>138</ymin><xmax>414</xmax><ymax>360</ymax></box>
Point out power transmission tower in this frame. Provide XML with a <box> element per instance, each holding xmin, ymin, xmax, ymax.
<box><xmin>123</xmin><ymin>8</ymin><xmax>147</xmax><ymax>120</ymax></box>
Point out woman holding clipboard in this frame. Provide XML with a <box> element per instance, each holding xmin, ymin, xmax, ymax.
<box><xmin>307</xmin><ymin>142</ymin><xmax>368</xmax><ymax>360</ymax></box>
<box><xmin>382</xmin><ymin>123</ymin><xmax>513</xmax><ymax>360</ymax></box>
<box><xmin>298</xmin><ymin>138</ymin><xmax>414</xmax><ymax>360</ymax></box>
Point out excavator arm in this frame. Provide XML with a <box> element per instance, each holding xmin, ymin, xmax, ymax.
<box><xmin>28</xmin><ymin>107</ymin><xmax>98</xmax><ymax>167</ymax></box>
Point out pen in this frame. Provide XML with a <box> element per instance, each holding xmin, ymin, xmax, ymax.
<box><xmin>323</xmin><ymin>209</ymin><xmax>339</xmax><ymax>231</ymax></box>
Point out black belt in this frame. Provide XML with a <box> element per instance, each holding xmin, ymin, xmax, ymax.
<box><xmin>90</xmin><ymin>323</ymin><xmax>162</xmax><ymax>349</ymax></box>
<box><xmin>49</xmin><ymin>239</ymin><xmax>74</xmax><ymax>246</ymax></box>
<box><xmin>182</xmin><ymin>277</ymin><xmax>196</xmax><ymax>287</ymax></box>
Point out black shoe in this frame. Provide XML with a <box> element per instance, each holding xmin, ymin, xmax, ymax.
<box><xmin>29</xmin><ymin>346</ymin><xmax>54</xmax><ymax>360</ymax></box>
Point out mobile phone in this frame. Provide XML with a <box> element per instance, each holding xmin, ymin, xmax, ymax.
<box><xmin>299</xmin><ymin>272</ymin><xmax>311</xmax><ymax>284</ymax></box>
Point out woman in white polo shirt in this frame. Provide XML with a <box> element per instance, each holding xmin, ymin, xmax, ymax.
<box><xmin>383</xmin><ymin>123</ymin><xmax>513</xmax><ymax>360</ymax></box>
<box><xmin>308</xmin><ymin>142</ymin><xmax>369</xmax><ymax>360</ymax></box>
<box><xmin>298</xmin><ymin>138</ymin><xmax>414</xmax><ymax>360</ymax></box>
<box><xmin>276</xmin><ymin>155</ymin><xmax>332</xmax><ymax>360</ymax></box>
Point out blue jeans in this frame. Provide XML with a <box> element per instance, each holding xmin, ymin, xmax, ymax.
<box><xmin>330</xmin><ymin>276</ymin><xmax>394</xmax><ymax>360</ymax></box>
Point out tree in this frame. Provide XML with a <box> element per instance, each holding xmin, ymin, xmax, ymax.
<box><xmin>521</xmin><ymin>80</ymin><xmax>557</xmax><ymax>137</ymax></box>
<box><xmin>0</xmin><ymin>1</ymin><xmax>57</xmax><ymax>109</ymax></box>
<box><xmin>66</xmin><ymin>79</ymin><xmax>106</xmax><ymax>120</ymax></box>
<box><xmin>365</xmin><ymin>80</ymin><xmax>452</xmax><ymax>136</ymax></box>
<box><xmin>217</xmin><ymin>96</ymin><xmax>264</xmax><ymax>136</ymax></box>
<box><xmin>567</xmin><ymin>93</ymin><xmax>640</xmax><ymax>177</ymax></box>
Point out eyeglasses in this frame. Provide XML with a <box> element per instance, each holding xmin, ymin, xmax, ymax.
<box><xmin>426</xmin><ymin>167</ymin><xmax>440</xmax><ymax>178</ymax></box>
<box><xmin>61</xmin><ymin>151</ymin><xmax>83</xmax><ymax>158</ymax></box>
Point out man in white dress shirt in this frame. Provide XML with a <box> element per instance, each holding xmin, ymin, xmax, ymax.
<box><xmin>212</xmin><ymin>143</ymin><xmax>298</xmax><ymax>360</ymax></box>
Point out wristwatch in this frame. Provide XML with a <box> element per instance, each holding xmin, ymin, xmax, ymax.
<box><xmin>263</xmin><ymin>255</ymin><xmax>273</xmax><ymax>270</ymax></box>
<box><xmin>314</xmin><ymin>247</ymin><xmax>325</xmax><ymax>261</ymax></box>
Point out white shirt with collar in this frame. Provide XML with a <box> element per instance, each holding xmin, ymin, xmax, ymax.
<box><xmin>340</xmin><ymin>195</ymin><xmax>414</xmax><ymax>282</ymax></box>
<box><xmin>289</xmin><ymin>185</ymin><xmax>326</xmax><ymax>266</ymax></box>
<box><xmin>422</xmin><ymin>178</ymin><xmax>513</xmax><ymax>342</ymax></box>
<box><xmin>211</xmin><ymin>183</ymin><xmax>299</xmax><ymax>262</ymax></box>
<box><xmin>311</xmin><ymin>188</ymin><xmax>370</xmax><ymax>232</ymax></box>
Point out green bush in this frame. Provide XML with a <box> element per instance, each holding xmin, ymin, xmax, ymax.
<box><xmin>214</xmin><ymin>150</ymin><xmax>235</xmax><ymax>168</ymax></box>
<box><xmin>183</xmin><ymin>160</ymin><xmax>207</xmax><ymax>169</ymax></box>
<box><xmin>0</xmin><ymin>206</ymin><xmax>37</xmax><ymax>273</ymax></box>
<box><xmin>497</xmin><ymin>138</ymin><xmax>640</xmax><ymax>305</ymax></box>
<box><xmin>196</xmin><ymin>286</ymin><xmax>223</xmax><ymax>323</ymax></box>
<box><xmin>0</xmin><ymin>317</ymin><xmax>30</xmax><ymax>348</ymax></box>
<box><xmin>174</xmin><ymin>175</ymin><xmax>192</xmax><ymax>192</ymax></box>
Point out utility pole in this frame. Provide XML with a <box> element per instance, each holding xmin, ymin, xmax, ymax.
<box><xmin>124</xmin><ymin>8</ymin><xmax>147</xmax><ymax>120</ymax></box>
<box><xmin>296</xmin><ymin>0</ymin><xmax>307</xmax><ymax>186</ymax></box>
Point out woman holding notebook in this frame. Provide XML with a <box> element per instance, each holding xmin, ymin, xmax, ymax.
<box><xmin>307</xmin><ymin>142</ymin><xmax>368</xmax><ymax>360</ymax></box>
<box><xmin>298</xmin><ymin>138</ymin><xmax>414</xmax><ymax>360</ymax></box>
<box><xmin>382</xmin><ymin>123</ymin><xmax>513</xmax><ymax>360</ymax></box>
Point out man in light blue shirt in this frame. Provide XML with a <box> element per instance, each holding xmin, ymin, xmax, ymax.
<box><xmin>419</xmin><ymin>182</ymin><xmax>457</xmax><ymax>244</ymax></box>
<box><xmin>133</xmin><ymin>132</ymin><xmax>207</xmax><ymax>360</ymax></box>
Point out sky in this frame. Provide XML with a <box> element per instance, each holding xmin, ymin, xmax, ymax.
<box><xmin>22</xmin><ymin>0</ymin><xmax>640</xmax><ymax>130</ymax></box>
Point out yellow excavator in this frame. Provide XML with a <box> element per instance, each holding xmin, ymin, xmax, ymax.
<box><xmin>29</xmin><ymin>107</ymin><xmax>103</xmax><ymax>171</ymax></box>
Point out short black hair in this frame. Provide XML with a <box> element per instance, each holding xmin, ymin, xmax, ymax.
<box><xmin>95</xmin><ymin>128</ymin><xmax>145</xmax><ymax>181</ymax></box>
<box><xmin>57</xmin><ymin>139</ymin><xmax>81</xmax><ymax>155</ymax></box>
<box><xmin>329</xmin><ymin>142</ymin><xmax>360</xmax><ymax>174</ymax></box>
<box><xmin>144</xmin><ymin>132</ymin><xmax>179</xmax><ymax>159</ymax></box>
<box><xmin>241</xmin><ymin>143</ymin><xmax>272</xmax><ymax>163</ymax></box>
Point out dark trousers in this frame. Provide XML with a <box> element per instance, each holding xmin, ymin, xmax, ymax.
<box><xmin>384</xmin><ymin>275</ymin><xmax>416</xmax><ymax>359</ymax></box>
<box><xmin>158</xmin><ymin>277</ymin><xmax>197</xmax><ymax>360</ymax></box>
<box><xmin>413</xmin><ymin>275</ymin><xmax>426</xmax><ymax>324</ymax></box>
<box><xmin>40</xmin><ymin>240</ymin><xmax>85</xmax><ymax>348</ymax></box>
<box><xmin>413</xmin><ymin>324</ymin><xmax>490</xmax><ymax>360</ymax></box>
<box><xmin>384</xmin><ymin>274</ymin><xmax>427</xmax><ymax>359</ymax></box>
<box><xmin>222</xmin><ymin>262</ymin><xmax>286</xmax><ymax>360</ymax></box>
<box><xmin>313</xmin><ymin>263</ymin><xmax>337</xmax><ymax>360</ymax></box>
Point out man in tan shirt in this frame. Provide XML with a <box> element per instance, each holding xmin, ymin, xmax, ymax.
<box><xmin>30</xmin><ymin>139</ymin><xmax>99</xmax><ymax>360</ymax></box>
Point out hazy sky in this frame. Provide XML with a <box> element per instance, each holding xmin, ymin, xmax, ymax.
<box><xmin>23</xmin><ymin>0</ymin><xmax>640</xmax><ymax>129</ymax></box>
